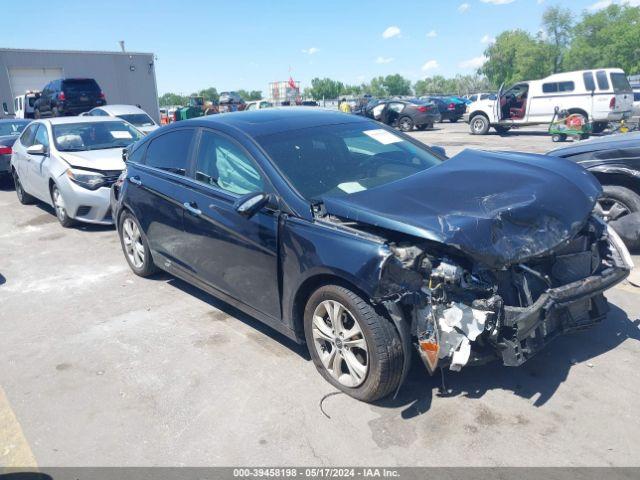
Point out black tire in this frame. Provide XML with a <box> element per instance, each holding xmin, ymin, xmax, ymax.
<box><xmin>398</xmin><ymin>116</ymin><xmax>414</xmax><ymax>132</ymax></box>
<box><xmin>469</xmin><ymin>114</ymin><xmax>490</xmax><ymax>135</ymax></box>
<box><xmin>449</xmin><ymin>117</ymin><xmax>459</xmax><ymax>123</ymax></box>
<box><xmin>304</xmin><ymin>285</ymin><xmax>403</xmax><ymax>402</ymax></box>
<box><xmin>552</xmin><ymin>133</ymin><xmax>567</xmax><ymax>143</ymax></box>
<box><xmin>591</xmin><ymin>121</ymin><xmax>608</xmax><ymax>134</ymax></box>
<box><xmin>494</xmin><ymin>125</ymin><xmax>511</xmax><ymax>135</ymax></box>
<box><xmin>12</xmin><ymin>170</ymin><xmax>36</xmax><ymax>205</ymax></box>
<box><xmin>118</xmin><ymin>210</ymin><xmax>158</xmax><ymax>277</ymax></box>
<box><xmin>598</xmin><ymin>185</ymin><xmax>640</xmax><ymax>222</ymax></box>
<box><xmin>50</xmin><ymin>183</ymin><xmax>75</xmax><ymax>228</ymax></box>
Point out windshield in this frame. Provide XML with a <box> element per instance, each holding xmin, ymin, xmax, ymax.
<box><xmin>256</xmin><ymin>123</ymin><xmax>442</xmax><ymax>201</ymax></box>
<box><xmin>52</xmin><ymin>121</ymin><xmax>143</xmax><ymax>152</ymax></box>
<box><xmin>0</xmin><ymin>121</ymin><xmax>29</xmax><ymax>136</ymax></box>
<box><xmin>611</xmin><ymin>73</ymin><xmax>632</xmax><ymax>92</ymax></box>
<box><xmin>118</xmin><ymin>113</ymin><xmax>155</xmax><ymax>127</ymax></box>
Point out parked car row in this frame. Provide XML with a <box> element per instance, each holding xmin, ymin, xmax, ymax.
<box><xmin>358</xmin><ymin>98</ymin><xmax>441</xmax><ymax>131</ymax></box>
<box><xmin>6</xmin><ymin>108</ymin><xmax>634</xmax><ymax>403</ymax></box>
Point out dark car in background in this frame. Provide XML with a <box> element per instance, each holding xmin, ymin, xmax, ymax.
<box><xmin>110</xmin><ymin>109</ymin><xmax>631</xmax><ymax>402</ymax></box>
<box><xmin>549</xmin><ymin>132</ymin><xmax>640</xmax><ymax>248</ymax></box>
<box><xmin>33</xmin><ymin>78</ymin><xmax>106</xmax><ymax>118</ymax></box>
<box><xmin>0</xmin><ymin>119</ymin><xmax>30</xmax><ymax>179</ymax></box>
<box><xmin>364</xmin><ymin>99</ymin><xmax>441</xmax><ymax>131</ymax></box>
<box><xmin>423</xmin><ymin>96</ymin><xmax>466</xmax><ymax>123</ymax></box>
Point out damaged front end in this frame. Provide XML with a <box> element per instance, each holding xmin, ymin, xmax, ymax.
<box><xmin>377</xmin><ymin>217</ymin><xmax>633</xmax><ymax>375</ymax></box>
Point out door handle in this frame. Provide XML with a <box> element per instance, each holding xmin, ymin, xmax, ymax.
<box><xmin>183</xmin><ymin>202</ymin><xmax>202</xmax><ymax>216</ymax></box>
<box><xmin>129</xmin><ymin>176</ymin><xmax>142</xmax><ymax>186</ymax></box>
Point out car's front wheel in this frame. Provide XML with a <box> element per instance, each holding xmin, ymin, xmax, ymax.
<box><xmin>304</xmin><ymin>285</ymin><xmax>403</xmax><ymax>402</ymax></box>
<box><xmin>51</xmin><ymin>183</ymin><xmax>75</xmax><ymax>227</ymax></box>
<box><xmin>118</xmin><ymin>211</ymin><xmax>157</xmax><ymax>277</ymax></box>
<box><xmin>469</xmin><ymin>114</ymin><xmax>490</xmax><ymax>135</ymax></box>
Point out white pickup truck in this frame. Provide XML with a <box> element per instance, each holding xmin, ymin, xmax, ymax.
<box><xmin>13</xmin><ymin>91</ymin><xmax>40</xmax><ymax>119</ymax></box>
<box><xmin>464</xmin><ymin>68</ymin><xmax>634</xmax><ymax>135</ymax></box>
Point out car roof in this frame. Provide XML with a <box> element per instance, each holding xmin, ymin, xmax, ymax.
<box><xmin>0</xmin><ymin>118</ymin><xmax>30</xmax><ymax>124</ymax></box>
<box><xmin>548</xmin><ymin>131</ymin><xmax>640</xmax><ymax>157</ymax></box>
<box><xmin>93</xmin><ymin>104</ymin><xmax>148</xmax><ymax>115</ymax></box>
<box><xmin>181</xmin><ymin>107</ymin><xmax>369</xmax><ymax>137</ymax></box>
<box><xmin>39</xmin><ymin>116</ymin><xmax>132</xmax><ymax>126</ymax></box>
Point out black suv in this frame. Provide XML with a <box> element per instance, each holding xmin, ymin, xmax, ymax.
<box><xmin>34</xmin><ymin>78</ymin><xmax>106</xmax><ymax>118</ymax></box>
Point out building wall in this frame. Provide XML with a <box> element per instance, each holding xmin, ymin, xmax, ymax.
<box><xmin>0</xmin><ymin>49</ymin><xmax>159</xmax><ymax>122</ymax></box>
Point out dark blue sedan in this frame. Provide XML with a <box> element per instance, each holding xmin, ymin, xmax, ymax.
<box><xmin>110</xmin><ymin>108</ymin><xmax>631</xmax><ymax>402</ymax></box>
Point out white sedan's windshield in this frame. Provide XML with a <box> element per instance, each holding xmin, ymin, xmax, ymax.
<box><xmin>256</xmin><ymin>123</ymin><xmax>442</xmax><ymax>200</ymax></box>
<box><xmin>53</xmin><ymin>121</ymin><xmax>143</xmax><ymax>152</ymax></box>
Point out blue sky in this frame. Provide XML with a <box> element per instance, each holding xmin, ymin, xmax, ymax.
<box><xmin>3</xmin><ymin>0</ymin><xmax>631</xmax><ymax>95</ymax></box>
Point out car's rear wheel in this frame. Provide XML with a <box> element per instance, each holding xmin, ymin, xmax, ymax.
<box><xmin>595</xmin><ymin>185</ymin><xmax>640</xmax><ymax>223</ymax></box>
<box><xmin>119</xmin><ymin>211</ymin><xmax>157</xmax><ymax>277</ymax></box>
<box><xmin>398</xmin><ymin>116</ymin><xmax>414</xmax><ymax>132</ymax></box>
<box><xmin>51</xmin><ymin>184</ymin><xmax>75</xmax><ymax>227</ymax></box>
<box><xmin>13</xmin><ymin>170</ymin><xmax>36</xmax><ymax>205</ymax></box>
<box><xmin>470</xmin><ymin>114</ymin><xmax>490</xmax><ymax>135</ymax></box>
<box><xmin>304</xmin><ymin>285</ymin><xmax>403</xmax><ymax>402</ymax></box>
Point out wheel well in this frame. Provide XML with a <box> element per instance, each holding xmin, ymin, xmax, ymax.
<box><xmin>470</xmin><ymin>111</ymin><xmax>489</xmax><ymax>122</ymax></box>
<box><xmin>592</xmin><ymin>172</ymin><xmax>640</xmax><ymax>198</ymax></box>
<box><xmin>48</xmin><ymin>178</ymin><xmax>55</xmax><ymax>195</ymax></box>
<box><xmin>291</xmin><ymin>274</ymin><xmax>372</xmax><ymax>341</ymax></box>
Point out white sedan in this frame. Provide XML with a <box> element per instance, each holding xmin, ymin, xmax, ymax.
<box><xmin>84</xmin><ymin>104</ymin><xmax>159</xmax><ymax>135</ymax></box>
<box><xmin>10</xmin><ymin>117</ymin><xmax>143</xmax><ymax>227</ymax></box>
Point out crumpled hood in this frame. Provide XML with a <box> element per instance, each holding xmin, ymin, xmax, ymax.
<box><xmin>59</xmin><ymin>148</ymin><xmax>125</xmax><ymax>171</ymax></box>
<box><xmin>321</xmin><ymin>149</ymin><xmax>602</xmax><ymax>268</ymax></box>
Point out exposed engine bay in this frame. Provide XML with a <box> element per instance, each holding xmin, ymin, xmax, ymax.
<box><xmin>320</xmin><ymin>212</ymin><xmax>633</xmax><ymax>376</ymax></box>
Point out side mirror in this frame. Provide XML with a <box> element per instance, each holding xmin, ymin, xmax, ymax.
<box><xmin>431</xmin><ymin>145</ymin><xmax>447</xmax><ymax>158</ymax></box>
<box><xmin>235</xmin><ymin>192</ymin><xmax>270</xmax><ymax>218</ymax></box>
<box><xmin>26</xmin><ymin>144</ymin><xmax>47</xmax><ymax>156</ymax></box>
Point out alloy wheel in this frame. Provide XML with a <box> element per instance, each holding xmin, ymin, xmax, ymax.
<box><xmin>52</xmin><ymin>187</ymin><xmax>67</xmax><ymax>222</ymax></box>
<box><xmin>311</xmin><ymin>300</ymin><xmax>369</xmax><ymax>388</ymax></box>
<box><xmin>472</xmin><ymin>117</ymin><xmax>486</xmax><ymax>134</ymax></box>
<box><xmin>122</xmin><ymin>217</ymin><xmax>145</xmax><ymax>269</ymax></box>
<box><xmin>596</xmin><ymin>197</ymin><xmax>631</xmax><ymax>222</ymax></box>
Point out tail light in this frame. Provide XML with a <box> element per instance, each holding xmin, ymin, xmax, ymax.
<box><xmin>58</xmin><ymin>91</ymin><xmax>66</xmax><ymax>101</ymax></box>
<box><xmin>448</xmin><ymin>103</ymin><xmax>455</xmax><ymax>110</ymax></box>
<box><xmin>99</xmin><ymin>91</ymin><xmax>106</xmax><ymax>99</ymax></box>
<box><xmin>417</xmin><ymin>105</ymin><xmax>428</xmax><ymax>112</ymax></box>
<box><xmin>609</xmin><ymin>96</ymin><xmax>616</xmax><ymax>109</ymax></box>
<box><xmin>0</xmin><ymin>145</ymin><xmax>11</xmax><ymax>155</ymax></box>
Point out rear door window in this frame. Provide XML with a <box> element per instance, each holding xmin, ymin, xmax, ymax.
<box><xmin>542</xmin><ymin>83</ymin><xmax>558</xmax><ymax>93</ymax></box>
<box><xmin>596</xmin><ymin>70</ymin><xmax>610</xmax><ymax>90</ymax></box>
<box><xmin>144</xmin><ymin>129</ymin><xmax>194</xmax><ymax>176</ymax></box>
<box><xmin>583</xmin><ymin>72</ymin><xmax>596</xmax><ymax>91</ymax></box>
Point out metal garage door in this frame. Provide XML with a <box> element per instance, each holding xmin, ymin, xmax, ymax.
<box><xmin>8</xmin><ymin>67</ymin><xmax>63</xmax><ymax>96</ymax></box>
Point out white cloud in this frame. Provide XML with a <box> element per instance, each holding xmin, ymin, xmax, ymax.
<box><xmin>421</xmin><ymin>60</ymin><xmax>439</xmax><ymax>71</ymax></box>
<box><xmin>301</xmin><ymin>47</ymin><xmax>320</xmax><ymax>55</ymax></box>
<box><xmin>458</xmin><ymin>3</ymin><xmax>470</xmax><ymax>13</ymax></box>
<box><xmin>588</xmin><ymin>0</ymin><xmax>612</xmax><ymax>9</ymax></box>
<box><xmin>375</xmin><ymin>56</ymin><xmax>394</xmax><ymax>64</ymax></box>
<box><xmin>426</xmin><ymin>30</ymin><xmax>437</xmax><ymax>38</ymax></box>
<box><xmin>382</xmin><ymin>26</ymin><xmax>401</xmax><ymax>39</ymax></box>
<box><xmin>459</xmin><ymin>56</ymin><xmax>487</xmax><ymax>69</ymax></box>
<box><xmin>481</xmin><ymin>0</ymin><xmax>515</xmax><ymax>4</ymax></box>
<box><xmin>481</xmin><ymin>34</ymin><xmax>496</xmax><ymax>44</ymax></box>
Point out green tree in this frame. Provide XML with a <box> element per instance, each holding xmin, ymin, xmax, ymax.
<box><xmin>368</xmin><ymin>76</ymin><xmax>388</xmax><ymax>97</ymax></box>
<box><xmin>197</xmin><ymin>87</ymin><xmax>219</xmax><ymax>103</ymax></box>
<box><xmin>308</xmin><ymin>77</ymin><xmax>344</xmax><ymax>100</ymax></box>
<box><xmin>564</xmin><ymin>5</ymin><xmax>640</xmax><ymax>75</ymax></box>
<box><xmin>480</xmin><ymin>30</ymin><xmax>553</xmax><ymax>87</ymax></box>
<box><xmin>237</xmin><ymin>89</ymin><xmax>263</xmax><ymax>101</ymax></box>
<box><xmin>158</xmin><ymin>92</ymin><xmax>188</xmax><ymax>106</ymax></box>
<box><xmin>382</xmin><ymin>74</ymin><xmax>412</xmax><ymax>96</ymax></box>
<box><xmin>542</xmin><ymin>6</ymin><xmax>573</xmax><ymax>73</ymax></box>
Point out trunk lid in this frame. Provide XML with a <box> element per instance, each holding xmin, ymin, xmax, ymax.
<box><xmin>321</xmin><ymin>149</ymin><xmax>602</xmax><ymax>268</ymax></box>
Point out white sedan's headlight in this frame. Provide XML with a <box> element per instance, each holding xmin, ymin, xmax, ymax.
<box><xmin>66</xmin><ymin>168</ymin><xmax>107</xmax><ymax>190</ymax></box>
